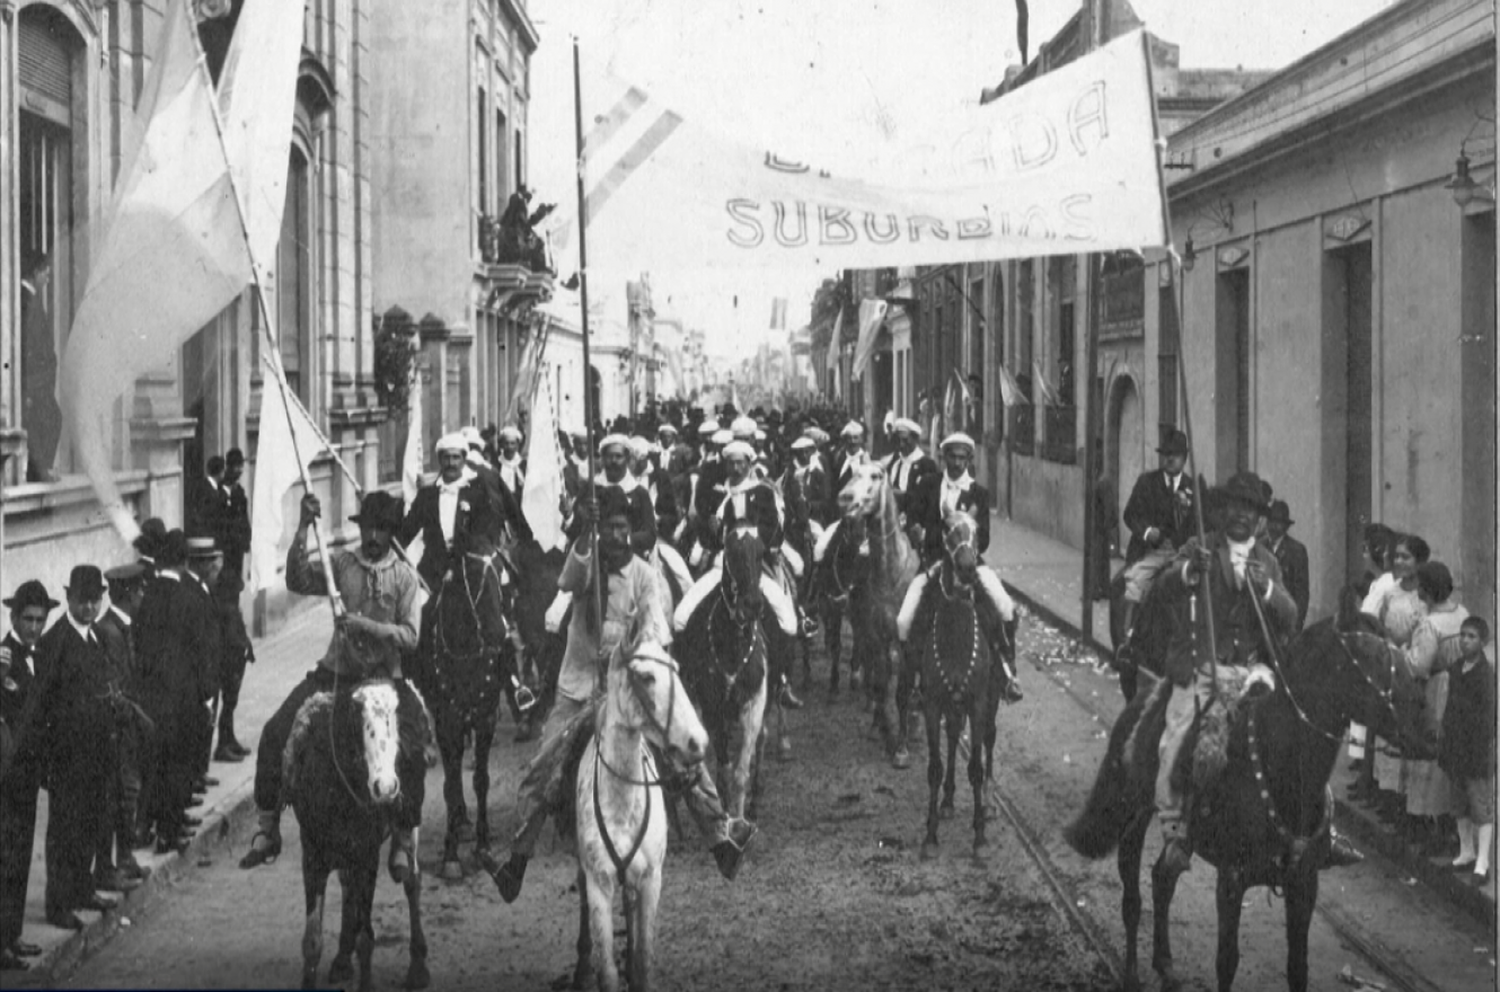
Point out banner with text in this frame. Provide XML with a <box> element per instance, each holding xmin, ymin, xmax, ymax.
<box><xmin>557</xmin><ymin>30</ymin><xmax>1167</xmax><ymax>272</ymax></box>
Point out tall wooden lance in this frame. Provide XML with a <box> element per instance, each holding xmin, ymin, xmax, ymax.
<box><xmin>573</xmin><ymin>38</ymin><xmax>604</xmax><ymax>638</ymax></box>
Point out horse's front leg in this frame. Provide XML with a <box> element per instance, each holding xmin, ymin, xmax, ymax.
<box><xmin>941</xmin><ymin>715</ymin><xmax>961</xmax><ymax>816</ymax></box>
<box><xmin>1150</xmin><ymin>847</ymin><xmax>1185</xmax><ymax>992</ymax></box>
<box><xmin>473</xmin><ymin>688</ymin><xmax>499</xmax><ymax>859</ymax></box>
<box><xmin>824</xmin><ymin>603</ymin><xmax>844</xmax><ymax>694</ymax></box>
<box><xmin>967</xmin><ymin>707</ymin><xmax>988</xmax><ymax>853</ymax></box>
<box><xmin>892</xmin><ymin>647</ymin><xmax>916</xmax><ymax>769</ymax></box>
<box><xmin>1118</xmin><ymin>812</ymin><xmax>1151</xmax><ymax>992</ymax></box>
<box><xmin>630</xmin><ymin>870</ymin><xmax>661</xmax><ymax>992</ymax></box>
<box><xmin>571</xmin><ymin>866</ymin><xmax>593</xmax><ymax>990</ymax></box>
<box><xmin>403</xmin><ymin>843</ymin><xmax>431</xmax><ymax>990</ymax></box>
<box><xmin>1283</xmin><ymin>866</ymin><xmax>1319</xmax><ymax>992</ymax></box>
<box><xmin>733</xmin><ymin>689</ymin><xmax>766</xmax><ymax>820</ymax></box>
<box><xmin>921</xmin><ymin>705</ymin><xmax>943</xmax><ymax>860</ymax></box>
<box><xmin>1214</xmin><ymin>868</ymin><xmax>1247</xmax><ymax>992</ymax></box>
<box><xmin>585</xmin><ymin>870</ymin><xmax>620</xmax><ymax>992</ymax></box>
<box><xmin>437</xmin><ymin>712</ymin><xmax>468</xmax><ymax>880</ymax></box>
<box><xmin>329</xmin><ymin>869</ymin><xmax>358</xmax><ymax>985</ymax></box>
<box><xmin>352</xmin><ymin>862</ymin><xmax>378</xmax><ymax>992</ymax></box>
<box><xmin>300</xmin><ymin>858</ymin><xmax>330</xmax><ymax>990</ymax></box>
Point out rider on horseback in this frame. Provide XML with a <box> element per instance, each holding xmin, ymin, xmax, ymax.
<box><xmin>489</xmin><ymin>490</ymin><xmax>757</xmax><ymax>903</ymax></box>
<box><xmin>901</xmin><ymin>433</ymin><xmax>1022</xmax><ymax>703</ymax></box>
<box><xmin>1117</xmin><ymin>430</ymin><xmax>1195</xmax><ymax>668</ymax></box>
<box><xmin>239</xmin><ymin>491</ymin><xmax>429</xmax><ymax>880</ymax></box>
<box><xmin>879</xmin><ymin>417</ymin><xmax>938</xmax><ymax>521</ymax></box>
<box><xmin>1153</xmin><ymin>471</ymin><xmax>1295</xmax><ymax>875</ymax></box>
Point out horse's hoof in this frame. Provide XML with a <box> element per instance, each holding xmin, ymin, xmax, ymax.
<box><xmin>440</xmin><ymin>859</ymin><xmax>464</xmax><ymax>882</ymax></box>
<box><xmin>328</xmin><ymin>956</ymin><xmax>354</xmax><ymax>984</ymax></box>
<box><xmin>891</xmin><ymin>747</ymin><xmax>911</xmax><ymax>770</ymax></box>
<box><xmin>404</xmin><ymin>960</ymin><xmax>431</xmax><ymax>990</ymax></box>
<box><xmin>920</xmin><ymin>841</ymin><xmax>938</xmax><ymax>861</ymax></box>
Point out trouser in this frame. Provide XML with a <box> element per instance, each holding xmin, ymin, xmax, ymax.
<box><xmin>1155</xmin><ymin>674</ymin><xmax>1214</xmax><ymax>834</ymax></box>
<box><xmin>93</xmin><ymin>716</ymin><xmax>130</xmax><ymax>870</ymax></box>
<box><xmin>511</xmin><ymin>694</ymin><xmax>734</xmax><ymax>859</ymax></box>
<box><xmin>148</xmin><ymin>701</ymin><xmax>199</xmax><ymax>832</ymax></box>
<box><xmin>216</xmin><ymin>598</ymin><xmax>250</xmax><ymax>743</ymax></box>
<box><xmin>0</xmin><ymin>780</ymin><xmax>39</xmax><ymax>947</ymax></box>
<box><xmin>44</xmin><ymin>749</ymin><xmax>111</xmax><ymax>914</ymax></box>
<box><xmin>253</xmin><ymin>669</ymin><xmax>427</xmax><ymax>829</ymax></box>
<box><xmin>1122</xmin><ymin>545</ymin><xmax>1177</xmax><ymax>604</ymax></box>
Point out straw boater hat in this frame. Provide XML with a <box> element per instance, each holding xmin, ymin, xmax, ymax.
<box><xmin>186</xmin><ymin>536</ymin><xmax>222</xmax><ymax>560</ymax></box>
<box><xmin>892</xmin><ymin>417</ymin><xmax>921</xmax><ymax>437</ymax></box>
<box><xmin>710</xmin><ymin>429</ymin><xmax>733</xmax><ymax>446</ymax></box>
<box><xmin>722</xmin><ymin>441</ymin><xmax>756</xmax><ymax>462</ymax></box>
<box><xmin>730</xmin><ymin>416</ymin><xmax>758</xmax><ymax>440</ymax></box>
<box><xmin>497</xmin><ymin>425</ymin><xmax>523</xmax><ymax>443</ymax></box>
<box><xmin>628</xmin><ymin>436</ymin><xmax>653</xmax><ymax>459</ymax></box>
<box><xmin>697</xmin><ymin>420</ymin><xmax>721</xmax><ymax>437</ymax></box>
<box><xmin>940</xmin><ymin>432</ymin><xmax>976</xmax><ymax>454</ymax></box>
<box><xmin>840</xmin><ymin>421</ymin><xmax>865</xmax><ymax>439</ymax></box>
<box><xmin>598</xmin><ymin>434</ymin><xmax>632</xmax><ymax>455</ymax></box>
<box><xmin>790</xmin><ymin>436</ymin><xmax>816</xmax><ymax>452</ymax></box>
<box><xmin>460</xmin><ymin>425</ymin><xmax>484</xmax><ymax>450</ymax></box>
<box><xmin>435</xmin><ymin>432</ymin><xmax>468</xmax><ymax>454</ymax></box>
<box><xmin>658</xmin><ymin>423</ymin><xmax>679</xmax><ymax>437</ymax></box>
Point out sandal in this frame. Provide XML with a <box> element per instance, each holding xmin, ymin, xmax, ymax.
<box><xmin>239</xmin><ymin>830</ymin><xmax>282</xmax><ymax>869</ymax></box>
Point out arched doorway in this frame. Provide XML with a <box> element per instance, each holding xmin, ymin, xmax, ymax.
<box><xmin>1108</xmin><ymin>375</ymin><xmax>1144</xmax><ymax>552</ymax></box>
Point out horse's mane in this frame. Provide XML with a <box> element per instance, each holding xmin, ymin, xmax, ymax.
<box><xmin>870</xmin><ymin>470</ymin><xmax>917</xmax><ymax>580</ymax></box>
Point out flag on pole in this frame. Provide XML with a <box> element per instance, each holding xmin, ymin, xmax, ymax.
<box><xmin>553</xmin><ymin>31</ymin><xmax>1167</xmax><ymax>273</ymax></box>
<box><xmin>216</xmin><ymin>0</ymin><xmax>305</xmax><ymax>282</ymax></box>
<box><xmin>249</xmin><ymin>353</ymin><xmax>328</xmax><ymax>594</ymax></box>
<box><xmin>503</xmin><ymin>318</ymin><xmax>550</xmax><ymax>426</ymax></box>
<box><xmin>401</xmin><ymin>368</ymin><xmax>425</xmax><ymax>507</ymax></box>
<box><xmin>996</xmin><ymin>363</ymin><xmax>1026</xmax><ymax>407</ymax></box>
<box><xmin>57</xmin><ymin>0</ymin><xmax>252</xmax><ymax>542</ymax></box>
<box><xmin>1033</xmin><ymin>360</ymin><xmax>1063</xmax><ymax>406</ymax></box>
<box><xmin>824</xmin><ymin>306</ymin><xmax>844</xmax><ymax>397</ymax></box>
<box><xmin>522</xmin><ymin>375</ymin><xmax>568</xmax><ymax>551</ymax></box>
<box><xmin>850</xmin><ymin>298</ymin><xmax>888</xmax><ymax>380</ymax></box>
<box><xmin>769</xmin><ymin>297</ymin><xmax>788</xmax><ymax>331</ymax></box>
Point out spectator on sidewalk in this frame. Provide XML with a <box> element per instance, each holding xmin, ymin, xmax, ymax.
<box><xmin>1440</xmin><ymin>616</ymin><xmax>1494</xmax><ymax>885</ymax></box>
<box><xmin>1366</xmin><ymin>534</ymin><xmax>1430</xmax><ymax>826</ymax></box>
<box><xmin>95</xmin><ymin>564</ymin><xmax>151</xmax><ymax>887</ymax></box>
<box><xmin>1403</xmin><ymin>561</ymin><xmax>1467</xmax><ymax>856</ymax></box>
<box><xmin>1263</xmin><ymin>500</ymin><xmax>1309</xmax><ymax>633</ymax></box>
<box><xmin>184</xmin><ymin>539</ymin><xmax>225</xmax><ymax>794</ymax></box>
<box><xmin>213</xmin><ymin>449</ymin><xmax>253</xmax><ymax>763</ymax></box>
<box><xmin>1348</xmin><ymin>522</ymin><xmax>1397</xmax><ymax>804</ymax></box>
<box><xmin>0</xmin><ymin>581</ymin><xmax>58</xmax><ymax>970</ymax></box>
<box><xmin>14</xmin><ymin>566</ymin><xmax>121</xmax><ymax>931</ymax></box>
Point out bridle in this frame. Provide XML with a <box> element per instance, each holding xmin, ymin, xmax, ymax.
<box><xmin>1262</xmin><ymin>622</ymin><xmax>1403</xmax><ymax>745</ymax></box>
<box><xmin>709</xmin><ymin>596</ymin><xmax>766</xmax><ymax>704</ymax></box>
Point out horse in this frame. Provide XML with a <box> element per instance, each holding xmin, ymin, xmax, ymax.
<box><xmin>779</xmin><ymin>466</ymin><xmax>826</xmax><ymax>690</ymax></box>
<box><xmin>675</xmin><ymin>524</ymin><xmax>770</xmax><ymax>822</ymax></box>
<box><xmin>282</xmin><ymin>680</ymin><xmax>433</xmax><ymax>992</ymax></box>
<box><xmin>572</xmin><ymin>635</ymin><xmax>709</xmax><ymax>992</ymax></box>
<box><xmin>1107</xmin><ymin>566</ymin><xmax>1171</xmax><ymax>702</ymax></box>
<box><xmin>421</xmin><ymin>547</ymin><xmax>513</xmax><ymax>879</ymax></box>
<box><xmin>833</xmin><ymin>461</ymin><xmax>920</xmax><ymax>760</ymax></box>
<box><xmin>1064</xmin><ymin>606</ymin><xmax>1435</xmax><ymax>992</ymax></box>
<box><xmin>903</xmin><ymin>512</ymin><xmax>1001</xmax><ymax>859</ymax></box>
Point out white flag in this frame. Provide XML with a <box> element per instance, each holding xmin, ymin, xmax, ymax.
<box><xmin>401</xmin><ymin>371</ymin><xmax>424</xmax><ymax>507</ymax></box>
<box><xmin>850</xmin><ymin>299</ymin><xmax>889</xmax><ymax>381</ymax></box>
<box><xmin>522</xmin><ymin>377</ymin><xmax>567</xmax><ymax>551</ymax></box>
<box><xmin>57</xmin><ymin>0</ymin><xmax>252</xmax><ymax>540</ymax></box>
<box><xmin>216</xmin><ymin>0</ymin><xmax>305</xmax><ymax>279</ymax></box>
<box><xmin>554</xmin><ymin>31</ymin><xmax>1166</xmax><ymax>273</ymax></box>
<box><xmin>249</xmin><ymin>355</ymin><xmax>327</xmax><ymax>593</ymax></box>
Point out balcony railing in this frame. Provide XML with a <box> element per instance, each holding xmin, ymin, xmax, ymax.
<box><xmin>1042</xmin><ymin>405</ymin><xmax>1077</xmax><ymax>464</ymax></box>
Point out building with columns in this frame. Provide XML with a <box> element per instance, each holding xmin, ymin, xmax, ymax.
<box><xmin>1</xmin><ymin>0</ymin><xmax>383</xmax><ymax>632</ymax></box>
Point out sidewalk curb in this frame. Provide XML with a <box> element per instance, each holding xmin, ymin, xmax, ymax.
<box><xmin>1006</xmin><ymin>585</ymin><xmax>1496</xmax><ymax>931</ymax></box>
<box><xmin>14</xmin><ymin>779</ymin><xmax>260</xmax><ymax>988</ymax></box>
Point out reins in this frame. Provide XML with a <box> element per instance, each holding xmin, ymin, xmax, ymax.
<box><xmin>1247</xmin><ymin>703</ymin><xmax>1334</xmax><ymax>870</ymax></box>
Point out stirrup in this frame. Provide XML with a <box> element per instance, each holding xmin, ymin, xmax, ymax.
<box><xmin>239</xmin><ymin>830</ymin><xmax>282</xmax><ymax>869</ymax></box>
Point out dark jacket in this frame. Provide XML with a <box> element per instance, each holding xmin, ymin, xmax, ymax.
<box><xmin>715</xmin><ymin>480</ymin><xmax>784</xmax><ymax>554</ymax></box>
<box><xmin>908</xmin><ymin>473</ymin><xmax>991</xmax><ymax>563</ymax></box>
<box><xmin>1267</xmin><ymin>533</ymin><xmax>1310</xmax><ymax>632</ymax></box>
<box><xmin>692</xmin><ymin>460</ymin><xmax>729</xmax><ymax>521</ymax></box>
<box><xmin>399</xmin><ymin>477</ymin><xmax>509</xmax><ymax>590</ymax></box>
<box><xmin>1157</xmin><ymin>534</ymin><xmax>1297</xmax><ymax>686</ymax></box>
<box><xmin>134</xmin><ymin>573</ymin><xmax>220</xmax><ymax>715</ymax></box>
<box><xmin>1439</xmin><ymin>656</ymin><xmax>1496</xmax><ymax>780</ymax></box>
<box><xmin>1122</xmin><ymin>469</ymin><xmax>1195</xmax><ymax>563</ymax></box>
<box><xmin>881</xmin><ymin>449</ymin><xmax>939</xmax><ymax>512</ymax></box>
<box><xmin>564</xmin><ymin>479</ymin><xmax>659</xmax><ymax>556</ymax></box>
<box><xmin>0</xmin><ymin>632</ymin><xmax>41</xmax><ymax>787</ymax></box>
<box><xmin>14</xmin><ymin>619</ymin><xmax>115</xmax><ymax>780</ymax></box>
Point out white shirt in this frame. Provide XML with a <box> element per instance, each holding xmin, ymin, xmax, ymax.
<box><xmin>1227</xmin><ymin>536</ymin><xmax>1253</xmax><ymax>586</ymax></box>
<box><xmin>940</xmin><ymin>472</ymin><xmax>974</xmax><ymax>517</ymax></box>
<box><xmin>1165</xmin><ymin>471</ymin><xmax>1183</xmax><ymax>493</ymax></box>
<box><xmin>497</xmin><ymin>456</ymin><xmax>524</xmax><ymax>492</ymax></box>
<box><xmin>437</xmin><ymin>469</ymin><xmax>475</xmax><ymax>547</ymax></box>
<box><xmin>890</xmin><ymin>448</ymin><xmax>925</xmax><ymax>491</ymax></box>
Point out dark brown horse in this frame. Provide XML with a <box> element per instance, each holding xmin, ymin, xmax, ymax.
<box><xmin>283</xmin><ymin>681</ymin><xmax>431</xmax><ymax>991</ymax></box>
<box><xmin>835</xmin><ymin>462</ymin><xmax>920</xmax><ymax>761</ymax></box>
<box><xmin>904</xmin><ymin>513</ymin><xmax>1000</xmax><ymax>859</ymax></box>
<box><xmin>1108</xmin><ymin>566</ymin><xmax>1171</xmax><ymax>702</ymax></box>
<box><xmin>1064</xmin><ymin>607</ymin><xmax>1434</xmax><ymax>992</ymax></box>
<box><xmin>675</xmin><ymin>525</ymin><xmax>770</xmax><ymax>821</ymax></box>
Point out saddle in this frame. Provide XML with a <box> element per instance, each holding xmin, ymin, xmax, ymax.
<box><xmin>1129</xmin><ymin>667</ymin><xmax>1264</xmax><ymax>797</ymax></box>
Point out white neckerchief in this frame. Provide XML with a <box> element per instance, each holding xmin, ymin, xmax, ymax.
<box><xmin>1228</xmin><ymin>536</ymin><xmax>1254</xmax><ymax>587</ymax></box>
<box><xmin>892</xmin><ymin>447</ymin><xmax>923</xmax><ymax>490</ymax></box>
<box><xmin>940</xmin><ymin>471</ymin><xmax>973</xmax><ymax>517</ymax></box>
<box><xmin>437</xmin><ymin>467</ymin><xmax>476</xmax><ymax>546</ymax></box>
<box><xmin>65</xmin><ymin>612</ymin><xmax>98</xmax><ymax>646</ymax></box>
<box><xmin>595</xmin><ymin>471</ymin><xmax>640</xmax><ymax>493</ymax></box>
<box><xmin>498</xmin><ymin>454</ymin><xmax>524</xmax><ymax>490</ymax></box>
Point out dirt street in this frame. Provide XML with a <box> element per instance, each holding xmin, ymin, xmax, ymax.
<box><xmin>64</xmin><ymin>612</ymin><xmax>1495</xmax><ymax>992</ymax></box>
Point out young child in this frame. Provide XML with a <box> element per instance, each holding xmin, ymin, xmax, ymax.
<box><xmin>1438</xmin><ymin>616</ymin><xmax>1495</xmax><ymax>885</ymax></box>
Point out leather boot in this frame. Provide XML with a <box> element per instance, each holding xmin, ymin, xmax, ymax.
<box><xmin>1117</xmin><ymin>601</ymin><xmax>1138</xmax><ymax>668</ymax></box>
<box><xmin>1324</xmin><ymin>827</ymin><xmax>1364</xmax><ymax>868</ymax></box>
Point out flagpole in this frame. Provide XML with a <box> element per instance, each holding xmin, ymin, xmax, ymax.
<box><xmin>186</xmin><ymin>5</ymin><xmax>342</xmax><ymax>621</ymax></box>
<box><xmin>573</xmin><ymin>38</ymin><xmax>604</xmax><ymax>635</ymax></box>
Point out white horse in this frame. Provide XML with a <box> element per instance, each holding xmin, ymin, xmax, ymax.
<box><xmin>573</xmin><ymin>638</ymin><xmax>709</xmax><ymax>992</ymax></box>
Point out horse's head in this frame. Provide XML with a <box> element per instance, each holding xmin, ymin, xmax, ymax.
<box><xmin>612</xmin><ymin>641</ymin><xmax>708</xmax><ymax>770</ymax></box>
<box><xmin>837</xmin><ymin>462</ymin><xmax>887</xmax><ymax>522</ymax></box>
<box><xmin>1332</xmin><ymin>619</ymin><xmax>1435</xmax><ymax>761</ymax></box>
<box><xmin>350</xmin><ymin>681</ymin><xmax>404</xmax><ymax>804</ymax></box>
<box><xmin>942</xmin><ymin>511</ymin><xmax>981</xmax><ymax>582</ymax></box>
<box><xmin>722</xmin><ymin>523</ymin><xmax>766</xmax><ymax>626</ymax></box>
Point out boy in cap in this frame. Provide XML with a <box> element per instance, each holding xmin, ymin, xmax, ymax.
<box><xmin>0</xmin><ymin>581</ymin><xmax>58</xmax><ymax>966</ymax></box>
<box><xmin>13</xmin><ymin>566</ymin><xmax>121</xmax><ymax>929</ymax></box>
<box><xmin>241</xmin><ymin>492</ymin><xmax>428</xmax><ymax>880</ymax></box>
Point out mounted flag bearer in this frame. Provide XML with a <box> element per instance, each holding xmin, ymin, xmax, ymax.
<box><xmin>239</xmin><ymin>491</ymin><xmax>430</xmax><ymax>881</ymax></box>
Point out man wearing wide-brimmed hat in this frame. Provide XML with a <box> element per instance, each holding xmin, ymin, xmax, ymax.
<box><xmin>240</xmin><ymin>491</ymin><xmax>428</xmax><ymax>880</ymax></box>
<box><xmin>1</xmin><ymin>580</ymin><xmax>59</xmax><ymax>966</ymax></box>
<box><xmin>1153</xmin><ymin>471</ymin><xmax>1297</xmax><ymax>875</ymax></box>
<box><xmin>1117</xmin><ymin>429</ymin><xmax>1197</xmax><ymax>661</ymax></box>
<box><xmin>12</xmin><ymin>566</ymin><xmax>121</xmax><ymax>930</ymax></box>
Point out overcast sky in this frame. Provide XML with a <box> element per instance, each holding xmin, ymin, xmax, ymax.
<box><xmin>530</xmin><ymin>0</ymin><xmax>1396</xmax><ymax>357</ymax></box>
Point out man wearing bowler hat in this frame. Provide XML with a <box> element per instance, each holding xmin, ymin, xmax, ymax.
<box><xmin>1263</xmin><ymin>499</ymin><xmax>1310</xmax><ymax>633</ymax></box>
<box><xmin>0</xmin><ymin>581</ymin><xmax>58</xmax><ymax>967</ymax></box>
<box><xmin>1118</xmin><ymin>429</ymin><xmax>1196</xmax><ymax>662</ymax></box>
<box><xmin>240</xmin><ymin>490</ymin><xmax>428</xmax><ymax>882</ymax></box>
<box><xmin>12</xmin><ymin>566</ymin><xmax>121</xmax><ymax>930</ymax></box>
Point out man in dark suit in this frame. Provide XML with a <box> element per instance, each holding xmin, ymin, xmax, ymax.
<box><xmin>1153</xmin><ymin>473</ymin><xmax>1296</xmax><ymax>874</ymax></box>
<box><xmin>213</xmin><ymin>450</ymin><xmax>253</xmax><ymax>762</ymax></box>
<box><xmin>93</xmin><ymin>564</ymin><xmax>150</xmax><ymax>891</ymax></box>
<box><xmin>831</xmin><ymin>420</ymin><xmax>869</xmax><ymax>494</ymax></box>
<box><xmin>879</xmin><ymin>417</ymin><xmax>938</xmax><ymax>518</ymax></box>
<box><xmin>0</xmin><ymin>581</ymin><xmax>57</xmax><ymax>968</ymax></box>
<box><xmin>1118</xmin><ymin>429</ymin><xmax>1196</xmax><ymax>652</ymax></box>
<box><xmin>399</xmin><ymin>433</ymin><xmax>510</xmax><ymax>592</ymax></box>
<box><xmin>570</xmin><ymin>435</ymin><xmax>657</xmax><ymax>556</ymax></box>
<box><xmin>184</xmin><ymin>538</ymin><xmax>225</xmax><ymax>789</ymax></box>
<box><xmin>14</xmin><ymin>567</ymin><xmax>121</xmax><ymax>930</ymax></box>
<box><xmin>1264</xmin><ymin>499</ymin><xmax>1310</xmax><ymax>633</ymax></box>
<box><xmin>901</xmin><ymin>433</ymin><xmax>1021</xmax><ymax>702</ymax></box>
<box><xmin>786</xmin><ymin>435</ymin><xmax>832</xmax><ymax>528</ymax></box>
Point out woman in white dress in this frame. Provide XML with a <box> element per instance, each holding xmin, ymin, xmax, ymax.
<box><xmin>1404</xmin><ymin>561</ymin><xmax>1468</xmax><ymax>856</ymax></box>
<box><xmin>1364</xmin><ymin>534</ymin><xmax>1430</xmax><ymax>822</ymax></box>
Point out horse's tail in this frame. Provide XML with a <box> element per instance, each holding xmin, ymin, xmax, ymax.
<box><xmin>1064</xmin><ymin>670</ymin><xmax>1162</xmax><ymax>860</ymax></box>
